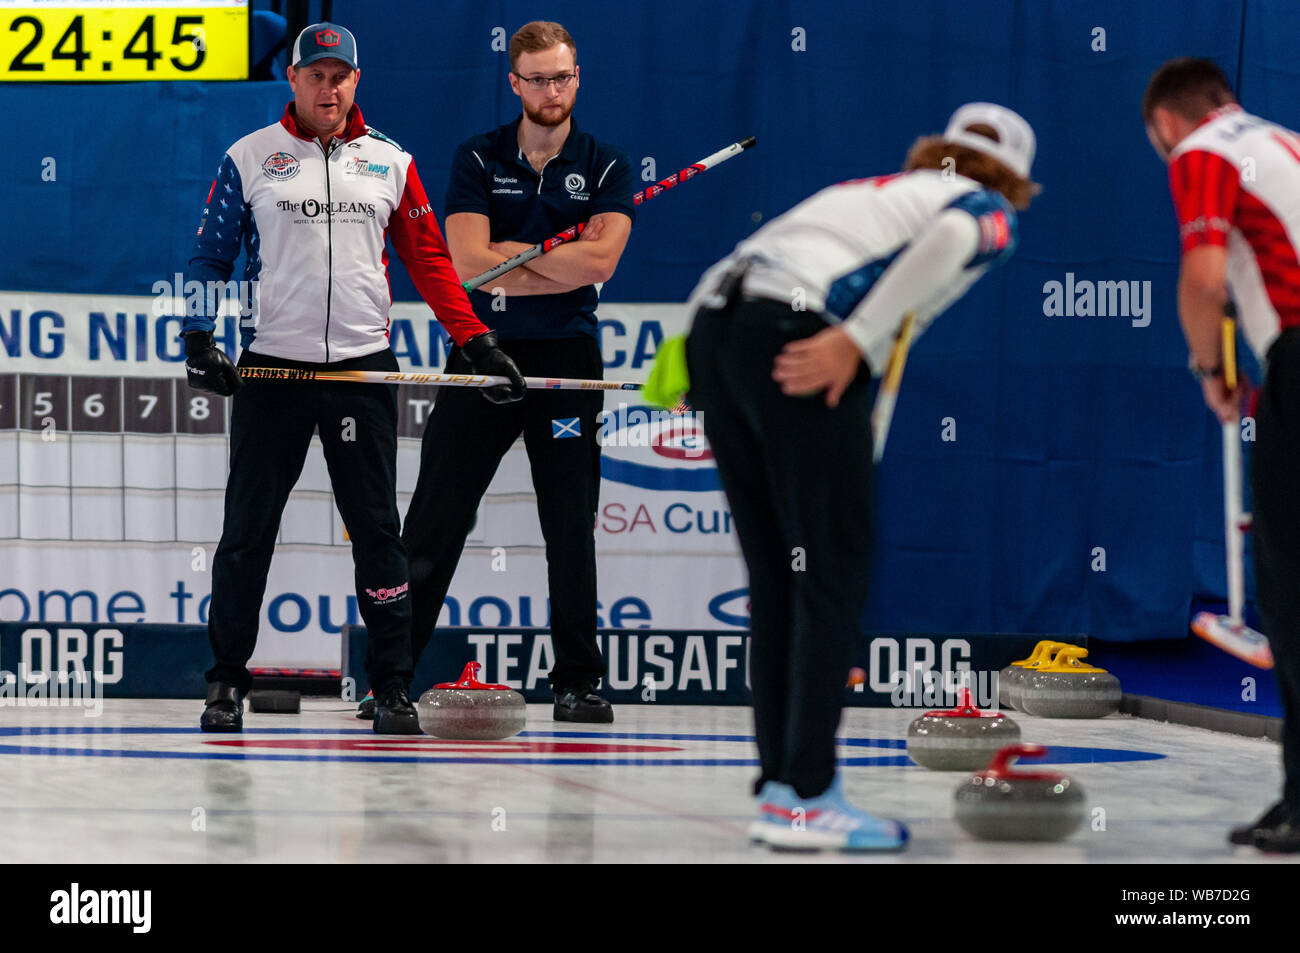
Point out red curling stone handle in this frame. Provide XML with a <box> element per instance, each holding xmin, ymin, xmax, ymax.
<box><xmin>923</xmin><ymin>687</ymin><xmax>989</xmax><ymax>719</ymax></box>
<box><xmin>434</xmin><ymin>661</ymin><xmax>512</xmax><ymax>691</ymax></box>
<box><xmin>980</xmin><ymin>743</ymin><xmax>1064</xmax><ymax>782</ymax></box>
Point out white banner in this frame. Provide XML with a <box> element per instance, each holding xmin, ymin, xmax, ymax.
<box><xmin>0</xmin><ymin>541</ymin><xmax>750</xmax><ymax>668</ymax></box>
<box><xmin>0</xmin><ymin>291</ymin><xmax>687</xmax><ymax>378</ymax></box>
<box><xmin>1</xmin><ymin>291</ymin><xmax>750</xmax><ymax>666</ymax></box>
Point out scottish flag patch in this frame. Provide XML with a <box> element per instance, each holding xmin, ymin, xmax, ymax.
<box><xmin>552</xmin><ymin>417</ymin><xmax>581</xmax><ymax>438</ymax></box>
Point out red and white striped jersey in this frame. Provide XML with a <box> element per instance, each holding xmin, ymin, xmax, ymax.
<box><xmin>1168</xmin><ymin>104</ymin><xmax>1300</xmax><ymax>361</ymax></box>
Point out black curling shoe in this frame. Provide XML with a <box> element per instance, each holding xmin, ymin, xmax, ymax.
<box><xmin>553</xmin><ymin>684</ymin><xmax>614</xmax><ymax>723</ymax></box>
<box><xmin>1229</xmin><ymin>801</ymin><xmax>1290</xmax><ymax>845</ymax></box>
<box><xmin>200</xmin><ymin>682</ymin><xmax>244</xmax><ymax>732</ymax></box>
<box><xmin>1254</xmin><ymin>815</ymin><xmax>1300</xmax><ymax>853</ymax></box>
<box><xmin>372</xmin><ymin>686</ymin><xmax>422</xmax><ymax>735</ymax></box>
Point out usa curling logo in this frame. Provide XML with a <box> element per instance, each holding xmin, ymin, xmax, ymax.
<box><xmin>598</xmin><ymin>404</ymin><xmax>718</xmax><ymax>492</ymax></box>
<box><xmin>262</xmin><ymin>152</ymin><xmax>301</xmax><ymax>181</ymax></box>
<box><xmin>709</xmin><ymin>587</ymin><xmax>751</xmax><ymax>627</ymax></box>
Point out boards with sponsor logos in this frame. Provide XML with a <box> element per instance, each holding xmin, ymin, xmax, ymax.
<box><xmin>0</xmin><ymin>295</ymin><xmax>753</xmax><ymax>666</ymax></box>
<box><xmin>0</xmin><ymin>621</ymin><xmax>1049</xmax><ymax>708</ymax></box>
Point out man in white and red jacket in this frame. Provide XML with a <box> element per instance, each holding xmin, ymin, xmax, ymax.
<box><xmin>184</xmin><ymin>22</ymin><xmax>525</xmax><ymax>734</ymax></box>
<box><xmin>1145</xmin><ymin>57</ymin><xmax>1300</xmax><ymax>853</ymax></box>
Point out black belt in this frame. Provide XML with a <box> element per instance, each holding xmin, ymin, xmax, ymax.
<box><xmin>712</xmin><ymin>259</ymin><xmax>752</xmax><ymax>312</ymax></box>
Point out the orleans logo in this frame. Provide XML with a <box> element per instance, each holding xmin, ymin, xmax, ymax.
<box><xmin>50</xmin><ymin>883</ymin><xmax>151</xmax><ymax>933</ymax></box>
<box><xmin>275</xmin><ymin>199</ymin><xmax>376</xmax><ymax>218</ymax></box>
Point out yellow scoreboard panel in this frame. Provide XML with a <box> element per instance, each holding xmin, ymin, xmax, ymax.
<box><xmin>1</xmin><ymin>2</ymin><xmax>249</xmax><ymax>81</ymax></box>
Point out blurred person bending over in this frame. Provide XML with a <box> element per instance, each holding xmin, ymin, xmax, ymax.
<box><xmin>683</xmin><ymin>104</ymin><xmax>1038</xmax><ymax>850</ymax></box>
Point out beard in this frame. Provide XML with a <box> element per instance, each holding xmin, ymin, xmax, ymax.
<box><xmin>522</xmin><ymin>96</ymin><xmax>574</xmax><ymax>128</ymax></box>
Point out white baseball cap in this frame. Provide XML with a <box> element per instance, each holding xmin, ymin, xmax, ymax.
<box><xmin>943</xmin><ymin>103</ymin><xmax>1036</xmax><ymax>179</ymax></box>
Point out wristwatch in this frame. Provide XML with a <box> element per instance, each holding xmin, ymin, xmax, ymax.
<box><xmin>1188</xmin><ymin>356</ymin><xmax>1223</xmax><ymax>380</ymax></box>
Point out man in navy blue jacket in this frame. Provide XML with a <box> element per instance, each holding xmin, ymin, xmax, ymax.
<box><xmin>394</xmin><ymin>21</ymin><xmax>635</xmax><ymax>723</ymax></box>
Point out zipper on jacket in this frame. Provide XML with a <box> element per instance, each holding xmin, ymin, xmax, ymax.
<box><xmin>320</xmin><ymin>138</ymin><xmax>335</xmax><ymax>362</ymax></box>
<box><xmin>536</xmin><ymin>153</ymin><xmax>554</xmax><ymax>195</ymax></box>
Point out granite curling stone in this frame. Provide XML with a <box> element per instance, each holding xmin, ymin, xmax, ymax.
<box><xmin>907</xmin><ymin>688</ymin><xmax>1021</xmax><ymax>771</ymax></box>
<box><xmin>1018</xmin><ymin>645</ymin><xmax>1121</xmax><ymax>719</ymax></box>
<box><xmin>248</xmin><ymin>689</ymin><xmax>301</xmax><ymax>713</ymax></box>
<box><xmin>998</xmin><ymin>641</ymin><xmax>1065</xmax><ymax>710</ymax></box>
<box><xmin>417</xmin><ymin>662</ymin><xmax>527</xmax><ymax>740</ymax></box>
<box><xmin>953</xmin><ymin>743</ymin><xmax>1085</xmax><ymax>842</ymax></box>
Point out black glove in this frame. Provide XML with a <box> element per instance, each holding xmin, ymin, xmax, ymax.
<box><xmin>462</xmin><ymin>331</ymin><xmax>526</xmax><ymax>404</ymax></box>
<box><xmin>184</xmin><ymin>331</ymin><xmax>241</xmax><ymax>396</ymax></box>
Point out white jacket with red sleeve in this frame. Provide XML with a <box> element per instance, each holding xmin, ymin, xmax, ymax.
<box><xmin>186</xmin><ymin>102</ymin><xmax>488</xmax><ymax>363</ymax></box>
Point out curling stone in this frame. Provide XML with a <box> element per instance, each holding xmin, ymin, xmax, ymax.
<box><xmin>417</xmin><ymin>662</ymin><xmax>526</xmax><ymax>740</ymax></box>
<box><xmin>907</xmin><ymin>688</ymin><xmax>1021</xmax><ymax>771</ymax></box>
<box><xmin>953</xmin><ymin>743</ymin><xmax>1085</xmax><ymax>841</ymax></box>
<box><xmin>1018</xmin><ymin>645</ymin><xmax>1121</xmax><ymax>719</ymax></box>
<box><xmin>1000</xmin><ymin>641</ymin><xmax>1071</xmax><ymax>710</ymax></box>
<box><xmin>248</xmin><ymin>689</ymin><xmax>300</xmax><ymax>713</ymax></box>
<box><xmin>998</xmin><ymin>641</ymin><xmax>1062</xmax><ymax>709</ymax></box>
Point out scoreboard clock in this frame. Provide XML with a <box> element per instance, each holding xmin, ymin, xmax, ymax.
<box><xmin>1</xmin><ymin>1</ymin><xmax>248</xmax><ymax>81</ymax></box>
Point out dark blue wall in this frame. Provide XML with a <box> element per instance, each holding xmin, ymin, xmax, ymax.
<box><xmin>4</xmin><ymin>0</ymin><xmax>1296</xmax><ymax>643</ymax></box>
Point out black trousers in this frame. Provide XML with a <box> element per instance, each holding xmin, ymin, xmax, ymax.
<box><xmin>207</xmin><ymin>347</ymin><xmax>412</xmax><ymax>696</ymax></box>
<box><xmin>1250</xmin><ymin>326</ymin><xmax>1300</xmax><ymax>814</ymax></box>
<box><xmin>402</xmin><ymin>336</ymin><xmax>606</xmax><ymax>692</ymax></box>
<box><xmin>686</xmin><ymin>298</ymin><xmax>874</xmax><ymax>800</ymax></box>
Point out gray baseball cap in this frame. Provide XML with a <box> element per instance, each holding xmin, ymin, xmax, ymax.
<box><xmin>292</xmin><ymin>22</ymin><xmax>358</xmax><ymax>70</ymax></box>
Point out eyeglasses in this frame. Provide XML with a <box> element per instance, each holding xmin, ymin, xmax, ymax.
<box><xmin>514</xmin><ymin>72</ymin><xmax>576</xmax><ymax>91</ymax></box>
